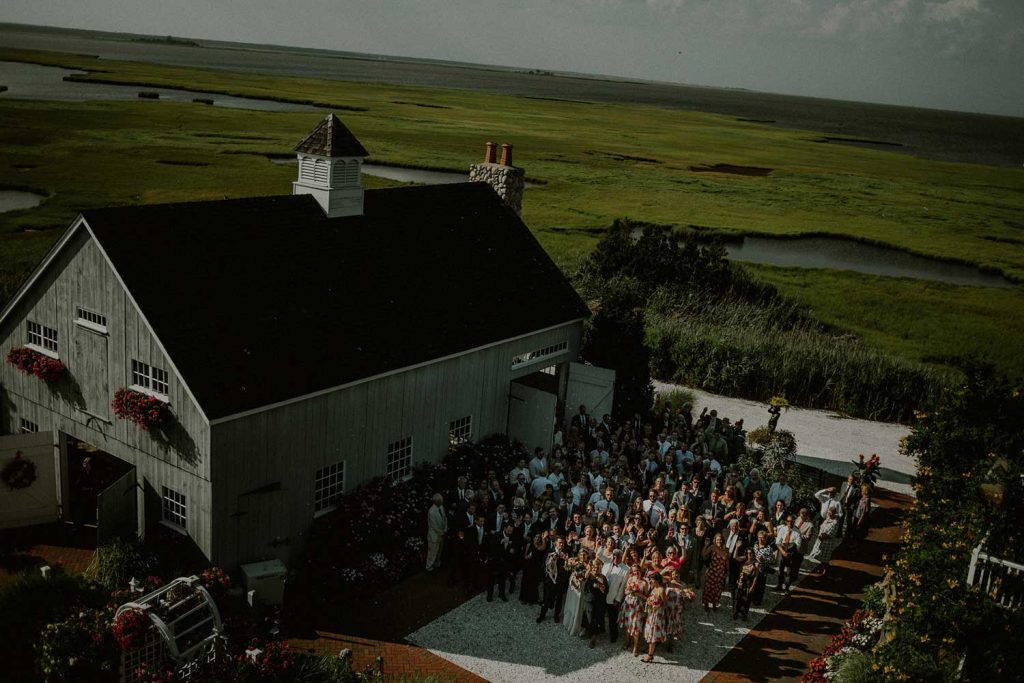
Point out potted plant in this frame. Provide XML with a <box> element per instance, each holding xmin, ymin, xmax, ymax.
<box><xmin>112</xmin><ymin>387</ymin><xmax>170</xmax><ymax>431</ymax></box>
<box><xmin>6</xmin><ymin>346</ymin><xmax>66</xmax><ymax>383</ymax></box>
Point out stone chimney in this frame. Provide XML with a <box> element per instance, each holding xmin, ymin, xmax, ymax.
<box><xmin>469</xmin><ymin>142</ymin><xmax>525</xmax><ymax>214</ymax></box>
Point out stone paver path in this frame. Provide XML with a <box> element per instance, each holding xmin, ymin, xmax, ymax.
<box><xmin>655</xmin><ymin>383</ymin><xmax>915</xmax><ymax>496</ymax></box>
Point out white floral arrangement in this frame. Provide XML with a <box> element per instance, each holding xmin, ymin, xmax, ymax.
<box><xmin>339</xmin><ymin>568</ymin><xmax>364</xmax><ymax>582</ymax></box>
<box><xmin>404</xmin><ymin>536</ymin><xmax>424</xmax><ymax>551</ymax></box>
<box><xmin>370</xmin><ymin>553</ymin><xmax>389</xmax><ymax>568</ymax></box>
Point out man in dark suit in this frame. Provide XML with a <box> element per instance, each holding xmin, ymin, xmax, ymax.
<box><xmin>487</xmin><ymin>523</ymin><xmax>519</xmax><ymax>601</ymax></box>
<box><xmin>465</xmin><ymin>514</ymin><xmax>489</xmax><ymax>593</ymax></box>
<box><xmin>702</xmin><ymin>489</ymin><xmax>726</xmax><ymax>531</ymax></box>
<box><xmin>573</xmin><ymin>404</ymin><xmax>590</xmax><ymax>433</ymax></box>
<box><xmin>537</xmin><ymin>536</ymin><xmax>570</xmax><ymax>622</ymax></box>
<box><xmin>838</xmin><ymin>472</ymin><xmax>861</xmax><ymax>538</ymax></box>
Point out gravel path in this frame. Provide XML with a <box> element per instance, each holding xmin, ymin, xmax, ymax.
<box><xmin>408</xmin><ymin>572</ymin><xmax>811</xmax><ymax>682</ymax></box>
<box><xmin>655</xmin><ymin>382</ymin><xmax>915</xmax><ymax>496</ymax></box>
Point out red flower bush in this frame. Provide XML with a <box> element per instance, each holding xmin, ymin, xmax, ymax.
<box><xmin>6</xmin><ymin>346</ymin><xmax>66</xmax><ymax>383</ymax></box>
<box><xmin>113</xmin><ymin>387</ymin><xmax>170</xmax><ymax>430</ymax></box>
<box><xmin>112</xmin><ymin>607</ymin><xmax>150</xmax><ymax>651</ymax></box>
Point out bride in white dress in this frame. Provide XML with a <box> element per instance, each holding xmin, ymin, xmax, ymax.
<box><xmin>562</xmin><ymin>552</ymin><xmax>586</xmax><ymax>636</ymax></box>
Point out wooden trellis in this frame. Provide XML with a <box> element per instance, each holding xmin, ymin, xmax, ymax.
<box><xmin>116</xmin><ymin>576</ymin><xmax>223</xmax><ymax>682</ymax></box>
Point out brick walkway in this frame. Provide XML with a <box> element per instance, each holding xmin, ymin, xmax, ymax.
<box><xmin>284</xmin><ymin>566</ymin><xmax>486</xmax><ymax>682</ymax></box>
<box><xmin>0</xmin><ymin>523</ymin><xmax>95</xmax><ymax>584</ymax></box>
<box><xmin>703</xmin><ymin>488</ymin><xmax>909</xmax><ymax>682</ymax></box>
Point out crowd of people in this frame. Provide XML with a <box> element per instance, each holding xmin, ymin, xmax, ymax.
<box><xmin>424</xmin><ymin>400</ymin><xmax>873</xmax><ymax>661</ymax></box>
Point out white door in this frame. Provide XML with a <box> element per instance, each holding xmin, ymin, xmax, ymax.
<box><xmin>97</xmin><ymin>467</ymin><xmax>138</xmax><ymax>545</ymax></box>
<box><xmin>0</xmin><ymin>431</ymin><xmax>59</xmax><ymax>529</ymax></box>
<box><xmin>566</xmin><ymin>362</ymin><xmax>616</xmax><ymax>420</ymax></box>
<box><xmin>73</xmin><ymin>326</ymin><xmax>109</xmax><ymax>419</ymax></box>
<box><xmin>507</xmin><ymin>379</ymin><xmax>557</xmax><ymax>453</ymax></box>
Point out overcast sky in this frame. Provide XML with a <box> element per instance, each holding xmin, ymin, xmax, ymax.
<box><xmin>2</xmin><ymin>0</ymin><xmax>1022</xmax><ymax>116</ymax></box>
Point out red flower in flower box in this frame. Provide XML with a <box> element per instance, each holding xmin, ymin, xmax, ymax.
<box><xmin>112</xmin><ymin>387</ymin><xmax>170</xmax><ymax>430</ymax></box>
<box><xmin>6</xmin><ymin>347</ymin><xmax>66</xmax><ymax>383</ymax></box>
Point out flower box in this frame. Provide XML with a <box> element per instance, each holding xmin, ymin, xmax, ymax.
<box><xmin>6</xmin><ymin>346</ymin><xmax>66</xmax><ymax>383</ymax></box>
<box><xmin>112</xmin><ymin>387</ymin><xmax>170</xmax><ymax>430</ymax></box>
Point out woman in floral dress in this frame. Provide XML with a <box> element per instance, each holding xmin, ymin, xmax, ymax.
<box><xmin>751</xmin><ymin>530</ymin><xmax>776</xmax><ymax>606</ymax></box>
<box><xmin>642</xmin><ymin>573</ymin><xmax>668</xmax><ymax>662</ymax></box>
<box><xmin>662</xmin><ymin>567</ymin><xmax>694</xmax><ymax>653</ymax></box>
<box><xmin>619</xmin><ymin>563</ymin><xmax>648</xmax><ymax>656</ymax></box>
<box><xmin>808</xmin><ymin>506</ymin><xmax>841</xmax><ymax>575</ymax></box>
<box><xmin>702</xmin><ymin>532</ymin><xmax>729</xmax><ymax>612</ymax></box>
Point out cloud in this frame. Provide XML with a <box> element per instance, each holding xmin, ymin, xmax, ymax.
<box><xmin>924</xmin><ymin>0</ymin><xmax>984</xmax><ymax>23</ymax></box>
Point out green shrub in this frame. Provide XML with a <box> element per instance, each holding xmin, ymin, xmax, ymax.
<box><xmin>0</xmin><ymin>570</ymin><xmax>107</xmax><ymax>682</ymax></box>
<box><xmin>36</xmin><ymin>608</ymin><xmax>117</xmax><ymax>682</ymax></box>
<box><xmin>861</xmin><ymin>581</ymin><xmax>884</xmax><ymax>615</ymax></box>
<box><xmin>831</xmin><ymin>650</ymin><xmax>875</xmax><ymax>683</ymax></box>
<box><xmin>90</xmin><ymin>538</ymin><xmax>158</xmax><ymax>591</ymax></box>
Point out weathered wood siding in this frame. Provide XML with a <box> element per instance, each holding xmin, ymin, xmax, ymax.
<box><xmin>210</xmin><ymin>321</ymin><xmax>581</xmax><ymax>568</ymax></box>
<box><xmin>0</xmin><ymin>225</ymin><xmax>212</xmax><ymax>555</ymax></box>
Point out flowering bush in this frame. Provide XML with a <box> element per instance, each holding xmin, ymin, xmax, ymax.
<box><xmin>852</xmin><ymin>454</ymin><xmax>881</xmax><ymax>488</ymax></box>
<box><xmin>112</xmin><ymin>607</ymin><xmax>150</xmax><ymax>651</ymax></box>
<box><xmin>200</xmin><ymin>566</ymin><xmax>231</xmax><ymax>599</ymax></box>
<box><xmin>37</xmin><ymin>609</ymin><xmax>117</xmax><ymax>681</ymax></box>
<box><xmin>6</xmin><ymin>346</ymin><xmax>66</xmax><ymax>383</ymax></box>
<box><xmin>297</xmin><ymin>434</ymin><xmax>521</xmax><ymax>602</ymax></box>
<box><xmin>112</xmin><ymin>387</ymin><xmax>170</xmax><ymax>430</ymax></box>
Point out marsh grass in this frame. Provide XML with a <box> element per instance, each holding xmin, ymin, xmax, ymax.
<box><xmin>0</xmin><ymin>47</ymin><xmax>1021</xmax><ymax>380</ymax></box>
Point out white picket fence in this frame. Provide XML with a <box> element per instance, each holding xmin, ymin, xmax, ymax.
<box><xmin>966</xmin><ymin>537</ymin><xmax>1024</xmax><ymax>610</ymax></box>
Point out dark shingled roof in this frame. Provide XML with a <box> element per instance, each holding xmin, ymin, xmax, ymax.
<box><xmin>83</xmin><ymin>184</ymin><xmax>588</xmax><ymax>419</ymax></box>
<box><xmin>294</xmin><ymin>113</ymin><xmax>368</xmax><ymax>157</ymax></box>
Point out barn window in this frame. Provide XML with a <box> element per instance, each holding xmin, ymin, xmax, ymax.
<box><xmin>27</xmin><ymin>320</ymin><xmax>59</xmax><ymax>356</ymax></box>
<box><xmin>74</xmin><ymin>306</ymin><xmax>108</xmax><ymax>333</ymax></box>
<box><xmin>448</xmin><ymin>416</ymin><xmax>472</xmax><ymax>445</ymax></box>
<box><xmin>161</xmin><ymin>486</ymin><xmax>187</xmax><ymax>530</ymax></box>
<box><xmin>20</xmin><ymin>418</ymin><xmax>39</xmax><ymax>433</ymax></box>
<box><xmin>313</xmin><ymin>461</ymin><xmax>345</xmax><ymax>515</ymax></box>
<box><xmin>386</xmin><ymin>437</ymin><xmax>413</xmax><ymax>482</ymax></box>
<box><xmin>131</xmin><ymin>360</ymin><xmax>170</xmax><ymax>398</ymax></box>
<box><xmin>510</xmin><ymin>340</ymin><xmax>568</xmax><ymax>369</ymax></box>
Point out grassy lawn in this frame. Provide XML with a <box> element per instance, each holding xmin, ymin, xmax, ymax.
<box><xmin>1</xmin><ymin>46</ymin><xmax>1022</xmax><ymax>379</ymax></box>
<box><xmin>747</xmin><ymin>263</ymin><xmax>1024</xmax><ymax>378</ymax></box>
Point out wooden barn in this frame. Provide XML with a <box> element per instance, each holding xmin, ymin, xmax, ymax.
<box><xmin>0</xmin><ymin>115</ymin><xmax>613</xmax><ymax>569</ymax></box>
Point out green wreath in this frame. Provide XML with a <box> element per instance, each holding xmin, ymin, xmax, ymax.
<box><xmin>1</xmin><ymin>451</ymin><xmax>37</xmax><ymax>490</ymax></box>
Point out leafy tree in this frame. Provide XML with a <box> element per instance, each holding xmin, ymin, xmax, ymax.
<box><xmin>581</xmin><ymin>276</ymin><xmax>653</xmax><ymax>418</ymax></box>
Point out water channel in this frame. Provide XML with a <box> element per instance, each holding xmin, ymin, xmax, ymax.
<box><xmin>0</xmin><ymin>190</ymin><xmax>46</xmax><ymax>213</ymax></box>
<box><xmin>0</xmin><ymin>61</ymin><xmax>318</xmax><ymax>111</ymax></box>
<box><xmin>726</xmin><ymin>235</ymin><xmax>1012</xmax><ymax>288</ymax></box>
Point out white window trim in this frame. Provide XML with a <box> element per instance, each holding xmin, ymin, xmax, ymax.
<box><xmin>130</xmin><ymin>359</ymin><xmax>170</xmax><ymax>402</ymax></box>
<box><xmin>313</xmin><ymin>460</ymin><xmax>346</xmax><ymax>518</ymax></box>
<box><xmin>161</xmin><ymin>486</ymin><xmax>187</xmax><ymax>531</ymax></box>
<box><xmin>74</xmin><ymin>306</ymin><xmax>108</xmax><ymax>334</ymax></box>
<box><xmin>27</xmin><ymin>320</ymin><xmax>59</xmax><ymax>356</ymax></box>
<box><xmin>448</xmin><ymin>415</ymin><xmax>473</xmax><ymax>445</ymax></box>
<box><xmin>74</xmin><ymin>319</ymin><xmax>108</xmax><ymax>335</ymax></box>
<box><xmin>386</xmin><ymin>437</ymin><xmax>414</xmax><ymax>483</ymax></box>
<box><xmin>26</xmin><ymin>342</ymin><xmax>59</xmax><ymax>360</ymax></box>
<box><xmin>129</xmin><ymin>384</ymin><xmax>170</xmax><ymax>403</ymax></box>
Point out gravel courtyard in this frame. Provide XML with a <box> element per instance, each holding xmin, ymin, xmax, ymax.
<box><xmin>408</xmin><ymin>572</ymin><xmax>806</xmax><ymax>683</ymax></box>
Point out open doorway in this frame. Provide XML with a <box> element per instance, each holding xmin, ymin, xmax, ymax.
<box><xmin>64</xmin><ymin>435</ymin><xmax>138</xmax><ymax>546</ymax></box>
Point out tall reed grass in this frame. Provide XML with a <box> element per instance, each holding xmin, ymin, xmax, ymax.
<box><xmin>575</xmin><ymin>219</ymin><xmax>951</xmax><ymax>423</ymax></box>
<box><xmin>646</xmin><ymin>291</ymin><xmax>951</xmax><ymax>422</ymax></box>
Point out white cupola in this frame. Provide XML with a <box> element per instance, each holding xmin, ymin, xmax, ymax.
<box><xmin>292</xmin><ymin>113</ymin><xmax>369</xmax><ymax>218</ymax></box>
